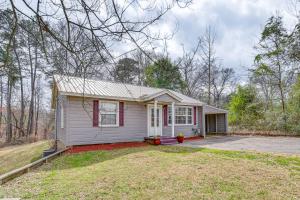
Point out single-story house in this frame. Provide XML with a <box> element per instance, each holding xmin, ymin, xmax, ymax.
<box><xmin>52</xmin><ymin>75</ymin><xmax>228</xmax><ymax>147</ymax></box>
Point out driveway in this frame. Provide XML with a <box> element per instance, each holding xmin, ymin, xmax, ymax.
<box><xmin>179</xmin><ymin>135</ymin><xmax>300</xmax><ymax>155</ymax></box>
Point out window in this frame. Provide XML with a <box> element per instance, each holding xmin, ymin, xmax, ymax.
<box><xmin>99</xmin><ymin>101</ymin><xmax>119</xmax><ymax>126</ymax></box>
<box><xmin>168</xmin><ymin>106</ymin><xmax>193</xmax><ymax>125</ymax></box>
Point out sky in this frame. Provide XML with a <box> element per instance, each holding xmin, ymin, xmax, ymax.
<box><xmin>8</xmin><ymin>0</ymin><xmax>299</xmax><ymax>83</ymax></box>
<box><xmin>155</xmin><ymin>0</ymin><xmax>299</xmax><ymax>82</ymax></box>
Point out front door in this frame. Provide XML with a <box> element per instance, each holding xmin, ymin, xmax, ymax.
<box><xmin>147</xmin><ymin>105</ymin><xmax>162</xmax><ymax>136</ymax></box>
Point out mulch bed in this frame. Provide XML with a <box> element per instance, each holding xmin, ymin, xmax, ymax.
<box><xmin>67</xmin><ymin>142</ymin><xmax>149</xmax><ymax>153</ymax></box>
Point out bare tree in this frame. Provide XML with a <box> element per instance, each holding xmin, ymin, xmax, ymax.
<box><xmin>212</xmin><ymin>67</ymin><xmax>235</xmax><ymax>106</ymax></box>
<box><xmin>179</xmin><ymin>39</ymin><xmax>206</xmax><ymax>98</ymax></box>
<box><xmin>200</xmin><ymin>26</ymin><xmax>217</xmax><ymax>105</ymax></box>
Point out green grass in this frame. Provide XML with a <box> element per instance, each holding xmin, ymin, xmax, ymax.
<box><xmin>0</xmin><ymin>140</ymin><xmax>52</xmax><ymax>175</ymax></box>
<box><xmin>1</xmin><ymin>146</ymin><xmax>300</xmax><ymax>200</ymax></box>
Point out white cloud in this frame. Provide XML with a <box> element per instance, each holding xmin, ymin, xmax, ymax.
<box><xmin>158</xmin><ymin>0</ymin><xmax>298</xmax><ymax>82</ymax></box>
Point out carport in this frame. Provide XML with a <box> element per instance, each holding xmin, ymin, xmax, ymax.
<box><xmin>203</xmin><ymin>105</ymin><xmax>228</xmax><ymax>135</ymax></box>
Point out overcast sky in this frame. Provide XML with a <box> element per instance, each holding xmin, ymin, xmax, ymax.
<box><xmin>156</xmin><ymin>0</ymin><xmax>299</xmax><ymax>82</ymax></box>
<box><xmin>10</xmin><ymin>0</ymin><xmax>299</xmax><ymax>83</ymax></box>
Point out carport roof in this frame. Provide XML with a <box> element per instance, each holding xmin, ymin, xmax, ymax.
<box><xmin>203</xmin><ymin>105</ymin><xmax>228</xmax><ymax>114</ymax></box>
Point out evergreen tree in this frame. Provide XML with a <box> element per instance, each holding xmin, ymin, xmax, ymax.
<box><xmin>145</xmin><ymin>58</ymin><xmax>186</xmax><ymax>91</ymax></box>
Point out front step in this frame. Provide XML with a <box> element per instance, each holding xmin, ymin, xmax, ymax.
<box><xmin>160</xmin><ymin>136</ymin><xmax>178</xmax><ymax>145</ymax></box>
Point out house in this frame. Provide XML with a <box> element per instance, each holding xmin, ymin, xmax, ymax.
<box><xmin>52</xmin><ymin>75</ymin><xmax>228</xmax><ymax>147</ymax></box>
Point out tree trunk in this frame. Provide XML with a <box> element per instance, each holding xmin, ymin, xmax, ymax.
<box><xmin>6</xmin><ymin>78</ymin><xmax>12</xmax><ymax>143</ymax></box>
<box><xmin>14</xmin><ymin>48</ymin><xmax>25</xmax><ymax>137</ymax></box>
<box><xmin>34</xmin><ymin>90</ymin><xmax>40</xmax><ymax>137</ymax></box>
<box><xmin>26</xmin><ymin>38</ymin><xmax>37</xmax><ymax>137</ymax></box>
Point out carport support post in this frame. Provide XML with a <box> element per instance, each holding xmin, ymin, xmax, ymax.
<box><xmin>154</xmin><ymin>100</ymin><xmax>157</xmax><ymax>136</ymax></box>
<box><xmin>171</xmin><ymin>102</ymin><xmax>175</xmax><ymax>137</ymax></box>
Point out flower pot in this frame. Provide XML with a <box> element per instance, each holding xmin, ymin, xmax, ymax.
<box><xmin>153</xmin><ymin>138</ymin><xmax>161</xmax><ymax>145</ymax></box>
<box><xmin>177</xmin><ymin>136</ymin><xmax>184</xmax><ymax>143</ymax></box>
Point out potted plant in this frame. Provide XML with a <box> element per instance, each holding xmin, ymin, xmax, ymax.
<box><xmin>177</xmin><ymin>133</ymin><xmax>184</xmax><ymax>143</ymax></box>
<box><xmin>153</xmin><ymin>136</ymin><xmax>161</xmax><ymax>145</ymax></box>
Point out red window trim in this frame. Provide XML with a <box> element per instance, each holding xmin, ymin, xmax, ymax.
<box><xmin>119</xmin><ymin>102</ymin><xmax>124</xmax><ymax>126</ymax></box>
<box><xmin>193</xmin><ymin>106</ymin><xmax>197</xmax><ymax>125</ymax></box>
<box><xmin>93</xmin><ymin>100</ymin><xmax>99</xmax><ymax>127</ymax></box>
<box><xmin>163</xmin><ymin>105</ymin><xmax>168</xmax><ymax>126</ymax></box>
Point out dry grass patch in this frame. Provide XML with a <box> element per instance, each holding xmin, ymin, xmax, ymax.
<box><xmin>0</xmin><ymin>140</ymin><xmax>52</xmax><ymax>175</ymax></box>
<box><xmin>0</xmin><ymin>146</ymin><xmax>300</xmax><ymax>199</ymax></box>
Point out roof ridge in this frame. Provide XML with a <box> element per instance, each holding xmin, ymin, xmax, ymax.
<box><xmin>55</xmin><ymin>74</ymin><xmax>165</xmax><ymax>91</ymax></box>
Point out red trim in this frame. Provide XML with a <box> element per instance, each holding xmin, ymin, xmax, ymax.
<box><xmin>193</xmin><ymin>106</ymin><xmax>197</xmax><ymax>125</ymax></box>
<box><xmin>93</xmin><ymin>100</ymin><xmax>99</xmax><ymax>127</ymax></box>
<box><xmin>119</xmin><ymin>102</ymin><xmax>124</xmax><ymax>126</ymax></box>
<box><xmin>163</xmin><ymin>105</ymin><xmax>168</xmax><ymax>126</ymax></box>
<box><xmin>67</xmin><ymin>142</ymin><xmax>148</xmax><ymax>153</ymax></box>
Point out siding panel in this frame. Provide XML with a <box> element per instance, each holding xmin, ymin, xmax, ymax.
<box><xmin>66</xmin><ymin>97</ymin><xmax>147</xmax><ymax>145</ymax></box>
<box><xmin>216</xmin><ymin>114</ymin><xmax>226</xmax><ymax>132</ymax></box>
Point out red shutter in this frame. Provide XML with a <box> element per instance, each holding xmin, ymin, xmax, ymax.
<box><xmin>163</xmin><ymin>105</ymin><xmax>168</xmax><ymax>126</ymax></box>
<box><xmin>119</xmin><ymin>102</ymin><xmax>124</xmax><ymax>126</ymax></box>
<box><xmin>93</xmin><ymin>100</ymin><xmax>99</xmax><ymax>127</ymax></box>
<box><xmin>193</xmin><ymin>106</ymin><xmax>197</xmax><ymax>125</ymax></box>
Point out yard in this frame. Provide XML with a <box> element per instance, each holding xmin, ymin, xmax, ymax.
<box><xmin>0</xmin><ymin>140</ymin><xmax>52</xmax><ymax>175</ymax></box>
<box><xmin>0</xmin><ymin>146</ymin><xmax>300</xmax><ymax>199</ymax></box>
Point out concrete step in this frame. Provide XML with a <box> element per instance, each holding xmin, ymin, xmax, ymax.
<box><xmin>160</xmin><ymin>137</ymin><xmax>178</xmax><ymax>145</ymax></box>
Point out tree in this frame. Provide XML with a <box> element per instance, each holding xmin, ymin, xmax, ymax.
<box><xmin>287</xmin><ymin>74</ymin><xmax>300</xmax><ymax>132</ymax></box>
<box><xmin>113</xmin><ymin>58</ymin><xmax>138</xmax><ymax>84</ymax></box>
<box><xmin>145</xmin><ymin>58</ymin><xmax>186</xmax><ymax>90</ymax></box>
<box><xmin>4</xmin><ymin>0</ymin><xmax>191</xmax><ymax>73</ymax></box>
<box><xmin>228</xmin><ymin>85</ymin><xmax>264</xmax><ymax>129</ymax></box>
<box><xmin>254</xmin><ymin>15</ymin><xmax>293</xmax><ymax>113</ymax></box>
<box><xmin>179</xmin><ymin>39</ymin><xmax>205</xmax><ymax>98</ymax></box>
<box><xmin>212</xmin><ymin>67</ymin><xmax>235</xmax><ymax>106</ymax></box>
<box><xmin>200</xmin><ymin>26</ymin><xmax>217</xmax><ymax>105</ymax></box>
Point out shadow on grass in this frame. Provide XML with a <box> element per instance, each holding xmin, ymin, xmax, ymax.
<box><xmin>40</xmin><ymin>145</ymin><xmax>300</xmax><ymax>172</ymax></box>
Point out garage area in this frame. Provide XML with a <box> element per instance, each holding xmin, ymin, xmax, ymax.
<box><xmin>203</xmin><ymin>105</ymin><xmax>228</xmax><ymax>135</ymax></box>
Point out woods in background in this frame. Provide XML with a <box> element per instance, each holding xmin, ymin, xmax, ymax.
<box><xmin>0</xmin><ymin>0</ymin><xmax>299</xmax><ymax>145</ymax></box>
<box><xmin>229</xmin><ymin>14</ymin><xmax>300</xmax><ymax>134</ymax></box>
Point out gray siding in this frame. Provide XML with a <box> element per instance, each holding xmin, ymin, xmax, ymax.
<box><xmin>59</xmin><ymin>97</ymin><xmax>206</xmax><ymax>146</ymax></box>
<box><xmin>198</xmin><ymin>106</ymin><xmax>204</xmax><ymax>135</ymax></box>
<box><xmin>162</xmin><ymin>126</ymin><xmax>198</xmax><ymax>137</ymax></box>
<box><xmin>56</xmin><ymin>95</ymin><xmax>67</xmax><ymax>144</ymax></box>
<box><xmin>66</xmin><ymin>97</ymin><xmax>147</xmax><ymax>146</ymax></box>
<box><xmin>216</xmin><ymin>114</ymin><xmax>226</xmax><ymax>132</ymax></box>
<box><xmin>162</xmin><ymin>106</ymin><xmax>199</xmax><ymax>137</ymax></box>
<box><xmin>154</xmin><ymin>94</ymin><xmax>178</xmax><ymax>102</ymax></box>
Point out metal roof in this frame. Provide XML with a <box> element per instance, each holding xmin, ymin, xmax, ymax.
<box><xmin>53</xmin><ymin>75</ymin><xmax>205</xmax><ymax>105</ymax></box>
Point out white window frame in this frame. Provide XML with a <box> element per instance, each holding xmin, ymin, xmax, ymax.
<box><xmin>99</xmin><ymin>101</ymin><xmax>119</xmax><ymax>127</ymax></box>
<box><xmin>168</xmin><ymin>106</ymin><xmax>193</xmax><ymax>126</ymax></box>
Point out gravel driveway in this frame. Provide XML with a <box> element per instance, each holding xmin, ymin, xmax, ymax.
<box><xmin>179</xmin><ymin>135</ymin><xmax>300</xmax><ymax>155</ymax></box>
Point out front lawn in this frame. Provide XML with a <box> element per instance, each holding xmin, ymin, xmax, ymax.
<box><xmin>0</xmin><ymin>140</ymin><xmax>52</xmax><ymax>175</ymax></box>
<box><xmin>1</xmin><ymin>146</ymin><xmax>300</xmax><ymax>199</ymax></box>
